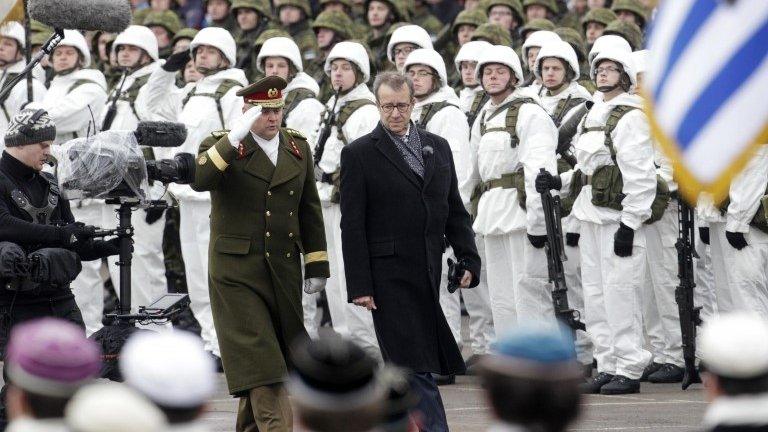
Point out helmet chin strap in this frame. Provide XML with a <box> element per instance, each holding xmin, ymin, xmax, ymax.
<box><xmin>54</xmin><ymin>66</ymin><xmax>79</xmax><ymax>77</ymax></box>
<box><xmin>597</xmin><ymin>84</ymin><xmax>620</xmax><ymax>93</ymax></box>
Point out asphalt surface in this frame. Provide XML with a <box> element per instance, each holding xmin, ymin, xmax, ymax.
<box><xmin>200</xmin><ymin>374</ymin><xmax>707</xmax><ymax>431</ymax></box>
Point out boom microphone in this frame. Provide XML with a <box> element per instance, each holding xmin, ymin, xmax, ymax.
<box><xmin>28</xmin><ymin>0</ymin><xmax>132</xmax><ymax>33</ymax></box>
<box><xmin>134</xmin><ymin>122</ymin><xmax>188</xmax><ymax>148</ymax></box>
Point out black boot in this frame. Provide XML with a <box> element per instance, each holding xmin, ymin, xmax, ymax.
<box><xmin>579</xmin><ymin>372</ymin><xmax>614</xmax><ymax>394</ymax></box>
<box><xmin>648</xmin><ymin>364</ymin><xmax>684</xmax><ymax>383</ymax></box>
<box><xmin>600</xmin><ymin>375</ymin><xmax>640</xmax><ymax>395</ymax></box>
<box><xmin>432</xmin><ymin>373</ymin><xmax>455</xmax><ymax>385</ymax></box>
<box><xmin>582</xmin><ymin>363</ymin><xmax>593</xmax><ymax>379</ymax></box>
<box><xmin>640</xmin><ymin>362</ymin><xmax>663</xmax><ymax>382</ymax></box>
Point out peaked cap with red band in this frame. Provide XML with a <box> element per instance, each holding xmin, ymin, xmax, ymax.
<box><xmin>236</xmin><ymin>75</ymin><xmax>288</xmax><ymax>108</ymax></box>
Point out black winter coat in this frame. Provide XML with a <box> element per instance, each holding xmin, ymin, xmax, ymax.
<box><xmin>339</xmin><ymin>123</ymin><xmax>481</xmax><ymax>375</ymax></box>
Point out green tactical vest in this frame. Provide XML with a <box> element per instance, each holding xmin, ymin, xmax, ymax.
<box><xmin>115</xmin><ymin>73</ymin><xmax>151</xmax><ymax>122</ymax></box>
<box><xmin>327</xmin><ymin>98</ymin><xmax>376</xmax><ymax>203</ymax></box>
<box><xmin>282</xmin><ymin>88</ymin><xmax>316</xmax><ymax>127</ymax></box>
<box><xmin>576</xmin><ymin>105</ymin><xmax>671</xmax><ymax>224</ymax></box>
<box><xmin>415</xmin><ymin>100</ymin><xmax>458</xmax><ymax>128</ymax></box>
<box><xmin>182</xmin><ymin>79</ymin><xmax>243</xmax><ymax>129</ymax></box>
<box><xmin>469</xmin><ymin>97</ymin><xmax>537</xmax><ymax>215</ymax></box>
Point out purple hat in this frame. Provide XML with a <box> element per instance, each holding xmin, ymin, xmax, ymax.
<box><xmin>6</xmin><ymin>318</ymin><xmax>101</xmax><ymax>397</ymax></box>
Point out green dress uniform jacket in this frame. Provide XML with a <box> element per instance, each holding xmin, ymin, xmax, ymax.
<box><xmin>193</xmin><ymin>128</ymin><xmax>330</xmax><ymax>396</ymax></box>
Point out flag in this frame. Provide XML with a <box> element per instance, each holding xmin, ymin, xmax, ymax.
<box><xmin>0</xmin><ymin>0</ymin><xmax>23</xmax><ymax>28</ymax></box>
<box><xmin>645</xmin><ymin>0</ymin><xmax>768</xmax><ymax>203</ymax></box>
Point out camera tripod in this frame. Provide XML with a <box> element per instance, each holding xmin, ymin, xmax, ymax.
<box><xmin>96</xmin><ymin>197</ymin><xmax>189</xmax><ymax>325</ymax></box>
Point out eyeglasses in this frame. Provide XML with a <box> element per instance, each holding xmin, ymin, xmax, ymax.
<box><xmin>595</xmin><ymin>66</ymin><xmax>621</xmax><ymax>75</ymax></box>
<box><xmin>393</xmin><ymin>46</ymin><xmax>416</xmax><ymax>57</ymax></box>
<box><xmin>407</xmin><ymin>70</ymin><xmax>434</xmax><ymax>78</ymax></box>
<box><xmin>379</xmin><ymin>103</ymin><xmax>412</xmax><ymax>113</ymax></box>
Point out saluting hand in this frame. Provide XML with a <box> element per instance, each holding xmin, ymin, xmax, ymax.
<box><xmin>353</xmin><ymin>296</ymin><xmax>377</xmax><ymax>311</ymax></box>
<box><xmin>227</xmin><ymin>105</ymin><xmax>263</xmax><ymax>146</ymax></box>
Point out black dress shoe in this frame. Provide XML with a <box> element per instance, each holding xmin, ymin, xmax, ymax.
<box><xmin>579</xmin><ymin>372</ymin><xmax>614</xmax><ymax>394</ymax></box>
<box><xmin>600</xmin><ymin>375</ymin><xmax>640</xmax><ymax>395</ymax></box>
<box><xmin>432</xmin><ymin>373</ymin><xmax>456</xmax><ymax>385</ymax></box>
<box><xmin>648</xmin><ymin>364</ymin><xmax>684</xmax><ymax>383</ymax></box>
<box><xmin>640</xmin><ymin>362</ymin><xmax>663</xmax><ymax>382</ymax></box>
<box><xmin>582</xmin><ymin>363</ymin><xmax>593</xmax><ymax>379</ymax></box>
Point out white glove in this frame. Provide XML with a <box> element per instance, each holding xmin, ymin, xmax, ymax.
<box><xmin>227</xmin><ymin>105</ymin><xmax>262</xmax><ymax>147</ymax></box>
<box><xmin>303</xmin><ymin>277</ymin><xmax>327</xmax><ymax>294</ymax></box>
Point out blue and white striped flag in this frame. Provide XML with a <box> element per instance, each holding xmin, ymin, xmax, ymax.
<box><xmin>645</xmin><ymin>0</ymin><xmax>768</xmax><ymax>203</ymax></box>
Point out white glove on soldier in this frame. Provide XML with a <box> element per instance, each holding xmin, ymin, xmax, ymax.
<box><xmin>303</xmin><ymin>277</ymin><xmax>327</xmax><ymax>294</ymax></box>
<box><xmin>227</xmin><ymin>105</ymin><xmax>262</xmax><ymax>147</ymax></box>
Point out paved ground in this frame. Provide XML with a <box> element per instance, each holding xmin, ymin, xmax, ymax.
<box><xmin>201</xmin><ymin>374</ymin><xmax>707</xmax><ymax>431</ymax></box>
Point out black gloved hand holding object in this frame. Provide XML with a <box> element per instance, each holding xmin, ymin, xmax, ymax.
<box><xmin>535</xmin><ymin>170</ymin><xmax>561</xmax><ymax>194</ymax></box>
<box><xmin>613</xmin><ymin>223</ymin><xmax>634</xmax><ymax>257</ymax></box>
<box><xmin>58</xmin><ymin>223</ymin><xmax>96</xmax><ymax>248</ymax></box>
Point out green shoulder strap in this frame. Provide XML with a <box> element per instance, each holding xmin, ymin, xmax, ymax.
<box><xmin>117</xmin><ymin>73</ymin><xmax>152</xmax><ymax>121</ymax></box>
<box><xmin>553</xmin><ymin>96</ymin><xmax>587</xmax><ymax>126</ymax></box>
<box><xmin>67</xmin><ymin>79</ymin><xmax>99</xmax><ymax>95</ymax></box>
<box><xmin>0</xmin><ymin>72</ymin><xmax>20</xmax><ymax>122</ymax></box>
<box><xmin>282</xmin><ymin>87</ymin><xmax>316</xmax><ymax>125</ymax></box>
<box><xmin>467</xmin><ymin>90</ymin><xmax>488</xmax><ymax>126</ymax></box>
<box><xmin>335</xmin><ymin>99</ymin><xmax>376</xmax><ymax>145</ymax></box>
<box><xmin>603</xmin><ymin>105</ymin><xmax>638</xmax><ymax>161</ymax></box>
<box><xmin>480</xmin><ymin>97</ymin><xmax>536</xmax><ymax>148</ymax></box>
<box><xmin>416</xmin><ymin>100</ymin><xmax>458</xmax><ymax>127</ymax></box>
<box><xmin>182</xmin><ymin>79</ymin><xmax>243</xmax><ymax>128</ymax></box>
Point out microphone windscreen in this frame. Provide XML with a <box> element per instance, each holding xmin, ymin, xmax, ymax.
<box><xmin>29</xmin><ymin>0</ymin><xmax>132</xmax><ymax>33</ymax></box>
<box><xmin>134</xmin><ymin>122</ymin><xmax>188</xmax><ymax>148</ymax></box>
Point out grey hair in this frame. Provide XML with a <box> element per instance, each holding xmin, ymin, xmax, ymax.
<box><xmin>372</xmin><ymin>71</ymin><xmax>414</xmax><ymax>102</ymax></box>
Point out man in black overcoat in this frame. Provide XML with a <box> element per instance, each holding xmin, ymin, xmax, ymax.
<box><xmin>339</xmin><ymin>71</ymin><xmax>481</xmax><ymax>432</ymax></box>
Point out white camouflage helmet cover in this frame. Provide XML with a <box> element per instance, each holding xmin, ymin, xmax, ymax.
<box><xmin>113</xmin><ymin>25</ymin><xmax>159</xmax><ymax>62</ymax></box>
<box><xmin>475</xmin><ymin>44</ymin><xmax>525</xmax><ymax>85</ymax></box>
<box><xmin>590</xmin><ymin>46</ymin><xmax>637</xmax><ymax>87</ymax></box>
<box><xmin>700</xmin><ymin>313</ymin><xmax>768</xmax><ymax>379</ymax></box>
<box><xmin>404</xmin><ymin>48</ymin><xmax>448</xmax><ymax>87</ymax></box>
<box><xmin>521</xmin><ymin>30</ymin><xmax>561</xmax><ymax>59</ymax></box>
<box><xmin>631</xmin><ymin>49</ymin><xmax>649</xmax><ymax>75</ymax></box>
<box><xmin>454</xmin><ymin>40</ymin><xmax>493</xmax><ymax>73</ymax></box>
<box><xmin>256</xmin><ymin>36</ymin><xmax>303</xmax><ymax>73</ymax></box>
<box><xmin>588</xmin><ymin>34</ymin><xmax>631</xmax><ymax>65</ymax></box>
<box><xmin>57</xmin><ymin>30</ymin><xmax>92</xmax><ymax>67</ymax></box>
<box><xmin>324</xmin><ymin>41</ymin><xmax>371</xmax><ymax>82</ymax></box>
<box><xmin>189</xmin><ymin>27</ymin><xmax>237</xmax><ymax>66</ymax></box>
<box><xmin>387</xmin><ymin>24</ymin><xmax>433</xmax><ymax>63</ymax></box>
<box><xmin>533</xmin><ymin>40</ymin><xmax>580</xmax><ymax>81</ymax></box>
<box><xmin>0</xmin><ymin>21</ymin><xmax>25</xmax><ymax>49</ymax></box>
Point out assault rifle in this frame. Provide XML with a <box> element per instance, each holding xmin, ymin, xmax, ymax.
<box><xmin>313</xmin><ymin>86</ymin><xmax>341</xmax><ymax>168</ymax></box>
<box><xmin>101</xmin><ymin>69</ymin><xmax>128</xmax><ymax>131</ymax></box>
<box><xmin>539</xmin><ymin>169</ymin><xmax>585</xmax><ymax>332</ymax></box>
<box><xmin>676</xmin><ymin>199</ymin><xmax>702</xmax><ymax>390</ymax></box>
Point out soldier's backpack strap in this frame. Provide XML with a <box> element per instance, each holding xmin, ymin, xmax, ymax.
<box><xmin>603</xmin><ymin>105</ymin><xmax>638</xmax><ymax>162</ymax></box>
<box><xmin>479</xmin><ymin>97</ymin><xmax>536</xmax><ymax>148</ymax></box>
<box><xmin>416</xmin><ymin>100</ymin><xmax>458</xmax><ymax>128</ymax></box>
<box><xmin>467</xmin><ymin>90</ymin><xmax>488</xmax><ymax>127</ymax></box>
<box><xmin>552</xmin><ymin>97</ymin><xmax>587</xmax><ymax>126</ymax></box>
<box><xmin>0</xmin><ymin>72</ymin><xmax>20</xmax><ymax>122</ymax></box>
<box><xmin>282</xmin><ymin>88</ymin><xmax>316</xmax><ymax>126</ymax></box>
<box><xmin>117</xmin><ymin>73</ymin><xmax>152</xmax><ymax>121</ymax></box>
<box><xmin>181</xmin><ymin>79</ymin><xmax>243</xmax><ymax>129</ymax></box>
<box><xmin>335</xmin><ymin>99</ymin><xmax>376</xmax><ymax>145</ymax></box>
<box><xmin>66</xmin><ymin>79</ymin><xmax>99</xmax><ymax>95</ymax></box>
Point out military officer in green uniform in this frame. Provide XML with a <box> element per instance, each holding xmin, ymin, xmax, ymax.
<box><xmin>193</xmin><ymin>76</ymin><xmax>330</xmax><ymax>432</ymax></box>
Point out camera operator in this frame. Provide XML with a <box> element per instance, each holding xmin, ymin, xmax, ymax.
<box><xmin>0</xmin><ymin>109</ymin><xmax>120</xmax><ymax>429</ymax></box>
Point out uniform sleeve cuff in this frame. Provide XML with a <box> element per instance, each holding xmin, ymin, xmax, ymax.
<box><xmin>304</xmin><ymin>260</ymin><xmax>330</xmax><ymax>279</ymax></box>
<box><xmin>726</xmin><ymin>219</ymin><xmax>750</xmax><ymax>233</ymax></box>
<box><xmin>205</xmin><ymin>138</ymin><xmax>238</xmax><ymax>171</ymax></box>
<box><xmin>621</xmin><ymin>214</ymin><xmax>642</xmax><ymax>230</ymax></box>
